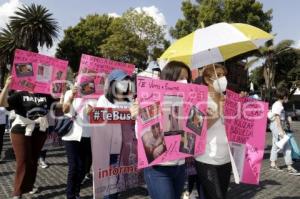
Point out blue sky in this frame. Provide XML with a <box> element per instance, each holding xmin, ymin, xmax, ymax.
<box><xmin>1</xmin><ymin>0</ymin><xmax>300</xmax><ymax>55</ymax></box>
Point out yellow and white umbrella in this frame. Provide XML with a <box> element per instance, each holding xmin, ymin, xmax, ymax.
<box><xmin>160</xmin><ymin>22</ymin><xmax>273</xmax><ymax>69</ymax></box>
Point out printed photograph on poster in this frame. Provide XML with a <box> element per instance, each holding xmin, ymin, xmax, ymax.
<box><xmin>55</xmin><ymin>70</ymin><xmax>64</xmax><ymax>80</ymax></box>
<box><xmin>140</xmin><ymin>102</ymin><xmax>160</xmax><ymax>123</ymax></box>
<box><xmin>179</xmin><ymin>132</ymin><xmax>196</xmax><ymax>154</ymax></box>
<box><xmin>37</xmin><ymin>64</ymin><xmax>52</xmax><ymax>82</ymax></box>
<box><xmin>15</xmin><ymin>63</ymin><xmax>34</xmax><ymax>77</ymax></box>
<box><xmin>19</xmin><ymin>79</ymin><xmax>35</xmax><ymax>90</ymax></box>
<box><xmin>98</xmin><ymin>74</ymin><xmax>107</xmax><ymax>90</ymax></box>
<box><xmin>141</xmin><ymin>122</ymin><xmax>166</xmax><ymax>164</ymax></box>
<box><xmin>52</xmin><ymin>82</ymin><xmax>65</xmax><ymax>94</ymax></box>
<box><xmin>80</xmin><ymin>81</ymin><xmax>95</xmax><ymax>95</ymax></box>
<box><xmin>186</xmin><ymin>106</ymin><xmax>204</xmax><ymax>135</ymax></box>
<box><xmin>230</xmin><ymin>142</ymin><xmax>246</xmax><ymax>178</ymax></box>
<box><xmin>162</xmin><ymin>95</ymin><xmax>184</xmax><ymax>136</ymax></box>
<box><xmin>80</xmin><ymin>67</ymin><xmax>97</xmax><ymax>74</ymax></box>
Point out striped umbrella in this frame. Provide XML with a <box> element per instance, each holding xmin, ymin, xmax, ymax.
<box><xmin>159</xmin><ymin>22</ymin><xmax>273</xmax><ymax>69</ymax></box>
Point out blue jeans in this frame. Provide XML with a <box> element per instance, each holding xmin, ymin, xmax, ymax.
<box><xmin>64</xmin><ymin>138</ymin><xmax>91</xmax><ymax>199</ymax></box>
<box><xmin>144</xmin><ymin>165</ymin><xmax>186</xmax><ymax>199</ymax></box>
<box><xmin>270</xmin><ymin>122</ymin><xmax>292</xmax><ymax>165</ymax></box>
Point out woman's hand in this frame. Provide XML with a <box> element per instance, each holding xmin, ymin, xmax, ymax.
<box><xmin>70</xmin><ymin>86</ymin><xmax>78</xmax><ymax>98</ymax></box>
<box><xmin>85</xmin><ymin>104</ymin><xmax>95</xmax><ymax>115</ymax></box>
<box><xmin>129</xmin><ymin>100</ymin><xmax>139</xmax><ymax>119</ymax></box>
<box><xmin>4</xmin><ymin>76</ymin><xmax>12</xmax><ymax>87</ymax></box>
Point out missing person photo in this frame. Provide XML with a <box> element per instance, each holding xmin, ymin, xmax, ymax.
<box><xmin>179</xmin><ymin>132</ymin><xmax>196</xmax><ymax>155</ymax></box>
<box><xmin>55</xmin><ymin>71</ymin><xmax>63</xmax><ymax>80</ymax></box>
<box><xmin>162</xmin><ymin>95</ymin><xmax>184</xmax><ymax>135</ymax></box>
<box><xmin>186</xmin><ymin>106</ymin><xmax>204</xmax><ymax>135</ymax></box>
<box><xmin>19</xmin><ymin>79</ymin><xmax>35</xmax><ymax>90</ymax></box>
<box><xmin>15</xmin><ymin>63</ymin><xmax>34</xmax><ymax>77</ymax></box>
<box><xmin>140</xmin><ymin>102</ymin><xmax>160</xmax><ymax>123</ymax></box>
<box><xmin>80</xmin><ymin>81</ymin><xmax>95</xmax><ymax>95</ymax></box>
<box><xmin>37</xmin><ymin>64</ymin><xmax>52</xmax><ymax>82</ymax></box>
<box><xmin>141</xmin><ymin>122</ymin><xmax>166</xmax><ymax>164</ymax></box>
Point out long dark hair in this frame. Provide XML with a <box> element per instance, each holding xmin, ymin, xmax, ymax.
<box><xmin>160</xmin><ymin>61</ymin><xmax>192</xmax><ymax>83</ymax></box>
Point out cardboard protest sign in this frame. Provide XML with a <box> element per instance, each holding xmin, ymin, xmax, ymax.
<box><xmin>77</xmin><ymin>54</ymin><xmax>135</xmax><ymax>98</ymax></box>
<box><xmin>11</xmin><ymin>49</ymin><xmax>68</xmax><ymax>95</ymax></box>
<box><xmin>136</xmin><ymin>77</ymin><xmax>208</xmax><ymax>168</ymax></box>
<box><xmin>90</xmin><ymin>108</ymin><xmax>144</xmax><ymax>198</ymax></box>
<box><xmin>224</xmin><ymin>90</ymin><xmax>268</xmax><ymax>185</ymax></box>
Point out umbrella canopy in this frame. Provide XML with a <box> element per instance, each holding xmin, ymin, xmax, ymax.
<box><xmin>160</xmin><ymin>22</ymin><xmax>273</xmax><ymax>69</ymax></box>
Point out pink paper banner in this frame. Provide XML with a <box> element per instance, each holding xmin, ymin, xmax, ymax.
<box><xmin>77</xmin><ymin>54</ymin><xmax>135</xmax><ymax>98</ymax></box>
<box><xmin>11</xmin><ymin>49</ymin><xmax>68</xmax><ymax>95</ymax></box>
<box><xmin>91</xmin><ymin>120</ymin><xmax>144</xmax><ymax>198</ymax></box>
<box><xmin>224</xmin><ymin>90</ymin><xmax>268</xmax><ymax>185</ymax></box>
<box><xmin>137</xmin><ymin>77</ymin><xmax>208</xmax><ymax>168</ymax></box>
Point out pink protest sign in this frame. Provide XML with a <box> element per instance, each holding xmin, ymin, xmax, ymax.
<box><xmin>11</xmin><ymin>49</ymin><xmax>68</xmax><ymax>95</ymax></box>
<box><xmin>77</xmin><ymin>54</ymin><xmax>135</xmax><ymax>98</ymax></box>
<box><xmin>91</xmin><ymin>118</ymin><xmax>144</xmax><ymax>198</ymax></box>
<box><xmin>224</xmin><ymin>90</ymin><xmax>268</xmax><ymax>185</ymax></box>
<box><xmin>136</xmin><ymin>77</ymin><xmax>208</xmax><ymax>168</ymax></box>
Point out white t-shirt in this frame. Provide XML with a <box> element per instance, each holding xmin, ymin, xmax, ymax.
<box><xmin>62</xmin><ymin>90</ymin><xmax>97</xmax><ymax>141</ymax></box>
<box><xmin>271</xmin><ymin>100</ymin><xmax>285</xmax><ymax>120</ymax></box>
<box><xmin>195</xmin><ymin>96</ymin><xmax>230</xmax><ymax>165</ymax></box>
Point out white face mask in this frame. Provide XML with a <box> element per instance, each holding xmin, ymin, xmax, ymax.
<box><xmin>176</xmin><ymin>79</ymin><xmax>188</xmax><ymax>84</ymax></box>
<box><xmin>115</xmin><ymin>80</ymin><xmax>129</xmax><ymax>93</ymax></box>
<box><xmin>212</xmin><ymin>76</ymin><xmax>227</xmax><ymax>93</ymax></box>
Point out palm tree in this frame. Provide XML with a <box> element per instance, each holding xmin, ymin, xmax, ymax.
<box><xmin>9</xmin><ymin>3</ymin><xmax>59</xmax><ymax>52</ymax></box>
<box><xmin>0</xmin><ymin>24</ymin><xmax>19</xmax><ymax>86</ymax></box>
<box><xmin>247</xmin><ymin>40</ymin><xmax>300</xmax><ymax>102</ymax></box>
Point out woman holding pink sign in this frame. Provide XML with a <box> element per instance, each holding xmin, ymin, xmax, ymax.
<box><xmin>131</xmin><ymin>61</ymin><xmax>192</xmax><ymax>199</ymax></box>
<box><xmin>0</xmin><ymin>76</ymin><xmax>57</xmax><ymax>199</ymax></box>
<box><xmin>194</xmin><ymin>64</ymin><xmax>236</xmax><ymax>199</ymax></box>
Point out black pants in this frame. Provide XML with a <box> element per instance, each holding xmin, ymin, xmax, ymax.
<box><xmin>195</xmin><ymin>161</ymin><xmax>232</xmax><ymax>199</ymax></box>
<box><xmin>64</xmin><ymin>138</ymin><xmax>91</xmax><ymax>199</ymax></box>
<box><xmin>0</xmin><ymin>124</ymin><xmax>5</xmax><ymax>158</ymax></box>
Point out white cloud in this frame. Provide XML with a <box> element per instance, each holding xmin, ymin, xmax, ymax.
<box><xmin>38</xmin><ymin>41</ymin><xmax>59</xmax><ymax>57</ymax></box>
<box><xmin>0</xmin><ymin>0</ymin><xmax>21</xmax><ymax>29</ymax></box>
<box><xmin>134</xmin><ymin>6</ymin><xmax>167</xmax><ymax>27</ymax></box>
<box><xmin>108</xmin><ymin>12</ymin><xmax>120</xmax><ymax>18</ymax></box>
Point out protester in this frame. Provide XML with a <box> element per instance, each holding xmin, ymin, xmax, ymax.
<box><xmin>0</xmin><ymin>76</ymin><xmax>56</xmax><ymax>199</ymax></box>
<box><xmin>194</xmin><ymin>64</ymin><xmax>233</xmax><ymax>199</ymax></box>
<box><xmin>62</xmin><ymin>74</ymin><xmax>96</xmax><ymax>199</ymax></box>
<box><xmin>269</xmin><ymin>87</ymin><xmax>298</xmax><ymax>174</ymax></box>
<box><xmin>0</xmin><ymin>106</ymin><xmax>6</xmax><ymax>160</ymax></box>
<box><xmin>131</xmin><ymin>61</ymin><xmax>192</xmax><ymax>199</ymax></box>
<box><xmin>95</xmin><ymin>69</ymin><xmax>135</xmax><ymax>199</ymax></box>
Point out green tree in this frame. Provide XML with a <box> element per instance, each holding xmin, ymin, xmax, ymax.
<box><xmin>57</xmin><ymin>9</ymin><xmax>167</xmax><ymax>71</ymax></box>
<box><xmin>100</xmin><ymin>18</ymin><xmax>148</xmax><ymax>68</ymax></box>
<box><xmin>171</xmin><ymin>0</ymin><xmax>272</xmax><ymax>39</ymax></box>
<box><xmin>56</xmin><ymin>14</ymin><xmax>114</xmax><ymax>71</ymax></box>
<box><xmin>0</xmin><ymin>25</ymin><xmax>19</xmax><ymax>86</ymax></box>
<box><xmin>247</xmin><ymin>40</ymin><xmax>300</xmax><ymax>101</ymax></box>
<box><xmin>0</xmin><ymin>3</ymin><xmax>59</xmax><ymax>87</ymax></box>
<box><xmin>170</xmin><ymin>1</ymin><xmax>200</xmax><ymax>39</ymax></box>
<box><xmin>9</xmin><ymin>3</ymin><xmax>59</xmax><ymax>52</ymax></box>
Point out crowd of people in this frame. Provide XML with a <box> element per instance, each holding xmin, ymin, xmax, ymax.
<box><xmin>0</xmin><ymin>61</ymin><xmax>298</xmax><ymax>199</ymax></box>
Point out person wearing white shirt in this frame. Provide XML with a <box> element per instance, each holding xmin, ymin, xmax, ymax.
<box><xmin>62</xmin><ymin>75</ymin><xmax>97</xmax><ymax>199</ymax></box>
<box><xmin>269</xmin><ymin>87</ymin><xmax>298</xmax><ymax>174</ymax></box>
<box><xmin>95</xmin><ymin>69</ymin><xmax>134</xmax><ymax>199</ymax></box>
<box><xmin>130</xmin><ymin>61</ymin><xmax>192</xmax><ymax>199</ymax></box>
<box><xmin>194</xmin><ymin>64</ymin><xmax>232</xmax><ymax>199</ymax></box>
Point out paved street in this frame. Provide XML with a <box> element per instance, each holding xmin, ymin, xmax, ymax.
<box><xmin>1</xmin><ymin>122</ymin><xmax>300</xmax><ymax>199</ymax></box>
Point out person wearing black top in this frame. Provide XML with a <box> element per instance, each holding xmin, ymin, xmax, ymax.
<box><xmin>0</xmin><ymin>76</ymin><xmax>56</xmax><ymax>199</ymax></box>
